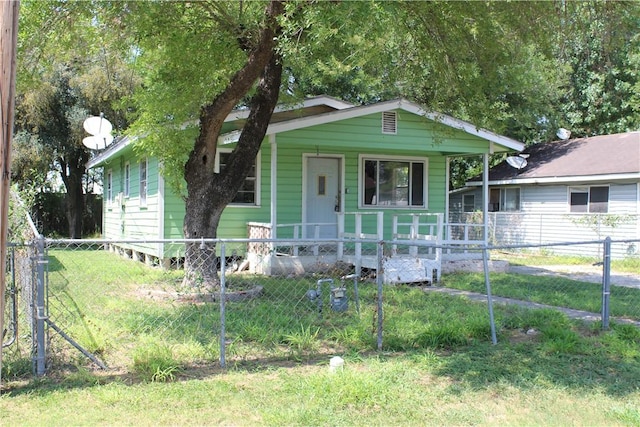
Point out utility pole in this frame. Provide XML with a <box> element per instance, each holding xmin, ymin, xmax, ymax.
<box><xmin>0</xmin><ymin>0</ymin><xmax>20</xmax><ymax>383</ymax></box>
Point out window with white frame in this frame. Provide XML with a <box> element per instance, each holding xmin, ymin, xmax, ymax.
<box><xmin>124</xmin><ymin>162</ymin><xmax>130</xmax><ymax>198</ymax></box>
<box><xmin>139</xmin><ymin>158</ymin><xmax>147</xmax><ymax>207</ymax></box>
<box><xmin>107</xmin><ymin>169</ymin><xmax>113</xmax><ymax>206</ymax></box>
<box><xmin>361</xmin><ymin>156</ymin><xmax>426</xmax><ymax>208</ymax></box>
<box><xmin>489</xmin><ymin>187</ymin><xmax>520</xmax><ymax>212</ymax></box>
<box><xmin>463</xmin><ymin>194</ymin><xmax>476</xmax><ymax>212</ymax></box>
<box><xmin>569</xmin><ymin>186</ymin><xmax>609</xmax><ymax>213</ymax></box>
<box><xmin>218</xmin><ymin>149</ymin><xmax>259</xmax><ymax>205</ymax></box>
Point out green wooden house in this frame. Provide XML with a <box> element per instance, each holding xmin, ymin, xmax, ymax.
<box><xmin>87</xmin><ymin>96</ymin><xmax>523</xmax><ymax>275</ymax></box>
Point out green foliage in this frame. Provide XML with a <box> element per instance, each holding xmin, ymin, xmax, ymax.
<box><xmin>554</xmin><ymin>1</ymin><xmax>640</xmax><ymax>137</ymax></box>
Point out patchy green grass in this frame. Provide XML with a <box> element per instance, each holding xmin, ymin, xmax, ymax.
<box><xmin>3</xmin><ymin>247</ymin><xmax>640</xmax><ymax>425</ymax></box>
<box><xmin>442</xmin><ymin>271</ymin><xmax>640</xmax><ymax>321</ymax></box>
<box><xmin>494</xmin><ymin>249</ymin><xmax>640</xmax><ymax>274</ymax></box>
<box><xmin>2</xmin><ymin>322</ymin><xmax>640</xmax><ymax>426</ymax></box>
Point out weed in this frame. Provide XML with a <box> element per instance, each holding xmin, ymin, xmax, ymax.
<box><xmin>540</xmin><ymin>326</ymin><xmax>583</xmax><ymax>354</ymax></box>
<box><xmin>132</xmin><ymin>340</ymin><xmax>181</xmax><ymax>382</ymax></box>
<box><xmin>283</xmin><ymin>324</ymin><xmax>320</xmax><ymax>357</ymax></box>
<box><xmin>612</xmin><ymin>323</ymin><xmax>640</xmax><ymax>343</ymax></box>
<box><xmin>1</xmin><ymin>357</ymin><xmax>32</xmax><ymax>379</ymax></box>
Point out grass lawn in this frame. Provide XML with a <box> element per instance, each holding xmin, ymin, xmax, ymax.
<box><xmin>1</xmin><ymin>248</ymin><xmax>639</xmax><ymax>425</ymax></box>
<box><xmin>2</xmin><ymin>337</ymin><xmax>640</xmax><ymax>426</ymax></box>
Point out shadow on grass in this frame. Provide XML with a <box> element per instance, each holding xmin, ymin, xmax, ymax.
<box><xmin>6</xmin><ymin>335</ymin><xmax>640</xmax><ymax>400</ymax></box>
<box><xmin>432</xmin><ymin>338</ymin><xmax>640</xmax><ymax>397</ymax></box>
<box><xmin>6</xmin><ymin>279</ymin><xmax>640</xmax><ymax>400</ymax></box>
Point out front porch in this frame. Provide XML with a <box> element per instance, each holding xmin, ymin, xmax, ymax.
<box><xmin>246</xmin><ymin>212</ymin><xmax>487</xmax><ymax>283</ymax></box>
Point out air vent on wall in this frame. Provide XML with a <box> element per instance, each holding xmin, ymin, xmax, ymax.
<box><xmin>382</xmin><ymin>111</ymin><xmax>397</xmax><ymax>134</ymax></box>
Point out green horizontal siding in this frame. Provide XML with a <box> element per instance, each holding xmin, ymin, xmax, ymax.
<box><xmin>99</xmin><ymin>106</ymin><xmax>498</xmax><ymax>259</ymax></box>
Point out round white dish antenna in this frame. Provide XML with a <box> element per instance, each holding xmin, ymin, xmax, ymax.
<box><xmin>83</xmin><ymin>114</ymin><xmax>114</xmax><ymax>150</ymax></box>
<box><xmin>506</xmin><ymin>156</ymin><xmax>527</xmax><ymax>170</ymax></box>
<box><xmin>83</xmin><ymin>115</ymin><xmax>113</xmax><ymax>136</ymax></box>
<box><xmin>556</xmin><ymin>128</ymin><xmax>571</xmax><ymax>140</ymax></box>
<box><xmin>82</xmin><ymin>134</ymin><xmax>114</xmax><ymax>150</ymax></box>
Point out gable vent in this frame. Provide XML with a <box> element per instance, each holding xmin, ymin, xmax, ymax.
<box><xmin>382</xmin><ymin>111</ymin><xmax>397</xmax><ymax>134</ymax></box>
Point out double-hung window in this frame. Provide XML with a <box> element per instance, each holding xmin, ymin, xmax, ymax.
<box><xmin>124</xmin><ymin>162</ymin><xmax>130</xmax><ymax>198</ymax></box>
<box><xmin>361</xmin><ymin>156</ymin><xmax>427</xmax><ymax>208</ymax></box>
<box><xmin>569</xmin><ymin>186</ymin><xmax>609</xmax><ymax>213</ymax></box>
<box><xmin>489</xmin><ymin>188</ymin><xmax>520</xmax><ymax>212</ymax></box>
<box><xmin>139</xmin><ymin>159</ymin><xmax>147</xmax><ymax>207</ymax></box>
<box><xmin>463</xmin><ymin>194</ymin><xmax>476</xmax><ymax>212</ymax></box>
<box><xmin>106</xmin><ymin>169</ymin><xmax>113</xmax><ymax>206</ymax></box>
<box><xmin>218</xmin><ymin>149</ymin><xmax>260</xmax><ymax>206</ymax></box>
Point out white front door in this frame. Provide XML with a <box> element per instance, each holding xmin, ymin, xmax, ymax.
<box><xmin>304</xmin><ymin>157</ymin><xmax>341</xmax><ymax>238</ymax></box>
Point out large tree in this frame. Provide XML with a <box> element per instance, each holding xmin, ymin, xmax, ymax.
<box><xmin>23</xmin><ymin>1</ymin><xmax>575</xmax><ymax>287</ymax></box>
<box><xmin>555</xmin><ymin>1</ymin><xmax>640</xmax><ymax>137</ymax></box>
<box><xmin>114</xmin><ymin>0</ymin><xmax>566</xmax><ymax>289</ymax></box>
<box><xmin>16</xmin><ymin>1</ymin><xmax>139</xmax><ymax>238</ymax></box>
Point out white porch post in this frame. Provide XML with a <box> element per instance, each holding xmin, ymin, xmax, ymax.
<box><xmin>482</xmin><ymin>153</ymin><xmax>489</xmax><ymax>244</ymax></box>
<box><xmin>269</xmin><ymin>134</ymin><xmax>277</xmax><ymax>240</ymax></box>
<box><xmin>445</xmin><ymin>156</ymin><xmax>450</xmax><ymax>244</ymax></box>
<box><xmin>445</xmin><ymin>157</ymin><xmax>450</xmax><ymax>220</ymax></box>
<box><xmin>157</xmin><ymin>167</ymin><xmax>165</xmax><ymax>263</ymax></box>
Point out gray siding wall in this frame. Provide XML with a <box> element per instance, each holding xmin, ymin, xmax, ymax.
<box><xmin>448</xmin><ymin>182</ymin><xmax>640</xmax><ymax>259</ymax></box>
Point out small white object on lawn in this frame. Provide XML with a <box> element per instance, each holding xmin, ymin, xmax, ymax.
<box><xmin>329</xmin><ymin>356</ymin><xmax>344</xmax><ymax>373</ymax></box>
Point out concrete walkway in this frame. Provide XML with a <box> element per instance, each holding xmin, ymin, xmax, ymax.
<box><xmin>423</xmin><ymin>285</ymin><xmax>640</xmax><ymax>328</ymax></box>
<box><xmin>508</xmin><ymin>264</ymin><xmax>640</xmax><ymax>289</ymax></box>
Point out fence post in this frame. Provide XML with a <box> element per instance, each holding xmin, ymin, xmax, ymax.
<box><xmin>376</xmin><ymin>240</ymin><xmax>384</xmax><ymax>351</ymax></box>
<box><xmin>219</xmin><ymin>242</ymin><xmax>226</xmax><ymax>368</ymax></box>
<box><xmin>482</xmin><ymin>245</ymin><xmax>498</xmax><ymax>345</ymax></box>
<box><xmin>601</xmin><ymin>237</ymin><xmax>611</xmax><ymax>330</ymax></box>
<box><xmin>34</xmin><ymin>236</ymin><xmax>47</xmax><ymax>376</ymax></box>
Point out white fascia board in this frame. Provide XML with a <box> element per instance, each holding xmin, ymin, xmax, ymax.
<box><xmin>218</xmin><ymin>98</ymin><xmax>524</xmax><ymax>152</ymax></box>
<box><xmin>448</xmin><ymin>186</ymin><xmax>477</xmax><ymax>195</ymax></box>
<box><xmin>219</xmin><ymin>130</ymin><xmax>242</xmax><ymax>145</ymax></box>
<box><xmin>86</xmin><ymin>136</ymin><xmax>137</xmax><ymax>169</ymax></box>
<box><xmin>465</xmin><ymin>172</ymin><xmax>640</xmax><ymax>187</ymax></box>
<box><xmin>225</xmin><ymin>95</ymin><xmax>355</xmax><ymax>122</ymax></box>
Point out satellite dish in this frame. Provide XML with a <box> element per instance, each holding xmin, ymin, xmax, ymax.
<box><xmin>506</xmin><ymin>156</ymin><xmax>527</xmax><ymax>170</ymax></box>
<box><xmin>556</xmin><ymin>128</ymin><xmax>571</xmax><ymax>140</ymax></box>
<box><xmin>83</xmin><ymin>114</ymin><xmax>114</xmax><ymax>150</ymax></box>
<box><xmin>82</xmin><ymin>134</ymin><xmax>114</xmax><ymax>150</ymax></box>
<box><xmin>519</xmin><ymin>153</ymin><xmax>530</xmax><ymax>159</ymax></box>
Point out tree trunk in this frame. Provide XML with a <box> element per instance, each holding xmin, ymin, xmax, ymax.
<box><xmin>59</xmin><ymin>153</ymin><xmax>88</xmax><ymax>239</ymax></box>
<box><xmin>182</xmin><ymin>1</ymin><xmax>284</xmax><ymax>290</ymax></box>
<box><xmin>65</xmin><ymin>172</ymin><xmax>85</xmax><ymax>239</ymax></box>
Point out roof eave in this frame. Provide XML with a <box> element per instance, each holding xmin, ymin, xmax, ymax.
<box><xmin>466</xmin><ymin>172</ymin><xmax>640</xmax><ymax>187</ymax></box>
<box><xmin>219</xmin><ymin>98</ymin><xmax>524</xmax><ymax>152</ymax></box>
<box><xmin>86</xmin><ymin>136</ymin><xmax>136</xmax><ymax>169</ymax></box>
<box><xmin>225</xmin><ymin>95</ymin><xmax>355</xmax><ymax>122</ymax></box>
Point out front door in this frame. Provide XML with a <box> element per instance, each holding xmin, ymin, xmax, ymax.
<box><xmin>305</xmin><ymin>157</ymin><xmax>341</xmax><ymax>238</ymax></box>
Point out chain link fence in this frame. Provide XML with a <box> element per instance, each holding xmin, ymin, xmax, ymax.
<box><xmin>2</xmin><ymin>235</ymin><xmax>639</xmax><ymax>378</ymax></box>
<box><xmin>2</xmin><ymin>242</ymin><xmax>39</xmax><ymax>379</ymax></box>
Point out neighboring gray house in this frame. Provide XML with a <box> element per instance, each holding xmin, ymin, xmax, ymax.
<box><xmin>449</xmin><ymin>131</ymin><xmax>640</xmax><ymax>258</ymax></box>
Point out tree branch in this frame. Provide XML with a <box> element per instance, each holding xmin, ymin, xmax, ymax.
<box><xmin>187</xmin><ymin>0</ymin><xmax>285</xmax><ymax>173</ymax></box>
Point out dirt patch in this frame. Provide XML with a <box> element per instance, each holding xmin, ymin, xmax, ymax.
<box><xmin>506</xmin><ymin>328</ymin><xmax>541</xmax><ymax>344</ymax></box>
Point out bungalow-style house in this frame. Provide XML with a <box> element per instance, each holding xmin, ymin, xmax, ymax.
<box><xmin>87</xmin><ymin>96</ymin><xmax>524</xmax><ymax>276</ymax></box>
<box><xmin>450</xmin><ymin>131</ymin><xmax>640</xmax><ymax>258</ymax></box>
